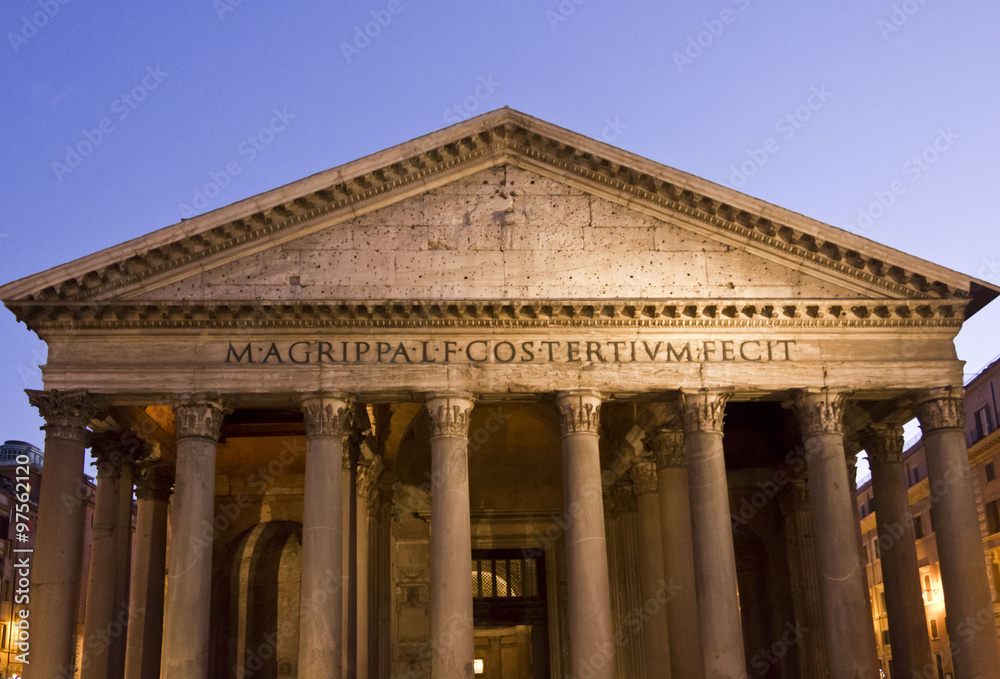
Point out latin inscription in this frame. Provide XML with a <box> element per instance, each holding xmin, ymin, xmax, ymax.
<box><xmin>224</xmin><ymin>338</ymin><xmax>796</xmax><ymax>365</ymax></box>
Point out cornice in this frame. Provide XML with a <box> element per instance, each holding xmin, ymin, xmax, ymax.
<box><xmin>1</xmin><ymin>111</ymin><xmax>989</xmax><ymax>316</ymax></box>
<box><xmin>7</xmin><ymin>298</ymin><xmax>967</xmax><ymax>333</ymax></box>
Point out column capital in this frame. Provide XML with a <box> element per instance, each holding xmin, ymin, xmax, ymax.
<box><xmin>90</xmin><ymin>430</ymin><xmax>145</xmax><ymax>480</ymax></box>
<box><xmin>679</xmin><ymin>389</ymin><xmax>730</xmax><ymax>434</ymax></box>
<box><xmin>604</xmin><ymin>481</ymin><xmax>636</xmax><ymax>517</ymax></box>
<box><xmin>786</xmin><ymin>388</ymin><xmax>850</xmax><ymax>436</ymax></box>
<box><xmin>26</xmin><ymin>389</ymin><xmax>104</xmax><ymax>443</ymax></box>
<box><xmin>915</xmin><ymin>387</ymin><xmax>966</xmax><ymax>433</ymax></box>
<box><xmin>556</xmin><ymin>389</ymin><xmax>602</xmax><ymax>436</ymax></box>
<box><xmin>425</xmin><ymin>393</ymin><xmax>474</xmax><ymax>438</ymax></box>
<box><xmin>629</xmin><ymin>458</ymin><xmax>659</xmax><ymax>495</ymax></box>
<box><xmin>358</xmin><ymin>456</ymin><xmax>384</xmax><ymax>510</ymax></box>
<box><xmin>174</xmin><ymin>396</ymin><xmax>231</xmax><ymax>441</ymax></box>
<box><xmin>860</xmin><ymin>423</ymin><xmax>905</xmax><ymax>465</ymax></box>
<box><xmin>135</xmin><ymin>461</ymin><xmax>174</xmax><ymax>502</ymax></box>
<box><xmin>644</xmin><ymin>426</ymin><xmax>686</xmax><ymax>469</ymax></box>
<box><xmin>778</xmin><ymin>477</ymin><xmax>810</xmax><ymax>518</ymax></box>
<box><xmin>300</xmin><ymin>393</ymin><xmax>351</xmax><ymax>439</ymax></box>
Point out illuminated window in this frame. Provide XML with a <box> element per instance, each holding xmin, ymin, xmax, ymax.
<box><xmin>474</xmin><ymin>659</ymin><xmax>484</xmax><ymax>674</ymax></box>
<box><xmin>930</xmin><ymin>617</ymin><xmax>939</xmax><ymax>640</ymax></box>
<box><xmin>914</xmin><ymin>515</ymin><xmax>924</xmax><ymax>540</ymax></box>
<box><xmin>986</xmin><ymin>500</ymin><xmax>1000</xmax><ymax>536</ymax></box>
<box><xmin>472</xmin><ymin>556</ymin><xmax>540</xmax><ymax>599</ymax></box>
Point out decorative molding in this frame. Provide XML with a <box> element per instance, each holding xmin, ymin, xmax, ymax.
<box><xmin>90</xmin><ymin>430</ymin><xmax>145</xmax><ymax>480</ymax></box>
<box><xmin>629</xmin><ymin>458</ymin><xmax>659</xmax><ymax>495</ymax></box>
<box><xmin>556</xmin><ymin>390</ymin><xmax>602</xmax><ymax>436</ymax></box>
<box><xmin>644</xmin><ymin>426</ymin><xmax>685</xmax><ymax>469</ymax></box>
<box><xmin>174</xmin><ymin>397</ymin><xmax>231</xmax><ymax>441</ymax></box>
<box><xmin>425</xmin><ymin>394</ymin><xmax>473</xmax><ymax>438</ymax></box>
<box><xmin>300</xmin><ymin>394</ymin><xmax>350</xmax><ymax>438</ymax></box>
<box><xmin>26</xmin><ymin>389</ymin><xmax>104</xmax><ymax>443</ymax></box>
<box><xmin>135</xmin><ymin>461</ymin><xmax>174</xmax><ymax>502</ymax></box>
<box><xmin>6</xmin><ymin>298</ymin><xmax>969</xmax><ymax>332</ymax></box>
<box><xmin>680</xmin><ymin>390</ymin><xmax>730</xmax><ymax>434</ymax></box>
<box><xmin>860</xmin><ymin>424</ymin><xmax>905</xmax><ymax>465</ymax></box>
<box><xmin>358</xmin><ymin>456</ymin><xmax>384</xmax><ymax>509</ymax></box>
<box><xmin>915</xmin><ymin>387</ymin><xmax>966</xmax><ymax>432</ymax></box>
<box><xmin>788</xmin><ymin>388</ymin><xmax>850</xmax><ymax>437</ymax></box>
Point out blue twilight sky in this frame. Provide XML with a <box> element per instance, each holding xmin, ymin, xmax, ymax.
<box><xmin>2</xmin><ymin>1</ymin><xmax>998</xmax><ymax>482</ymax></box>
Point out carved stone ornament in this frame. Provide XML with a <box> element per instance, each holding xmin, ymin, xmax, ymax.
<box><xmin>135</xmin><ymin>461</ymin><xmax>174</xmax><ymax>502</ymax></box>
<box><xmin>680</xmin><ymin>390</ymin><xmax>730</xmax><ymax>434</ymax></box>
<box><xmin>300</xmin><ymin>394</ymin><xmax>350</xmax><ymax>438</ymax></box>
<box><xmin>788</xmin><ymin>388</ymin><xmax>850</xmax><ymax>437</ymax></box>
<box><xmin>645</xmin><ymin>426</ymin><xmax>686</xmax><ymax>469</ymax></box>
<box><xmin>26</xmin><ymin>389</ymin><xmax>104</xmax><ymax>443</ymax></box>
<box><xmin>174</xmin><ymin>397</ymin><xmax>231</xmax><ymax>441</ymax></box>
<box><xmin>860</xmin><ymin>424</ymin><xmax>905</xmax><ymax>465</ymax></box>
<box><xmin>915</xmin><ymin>387</ymin><xmax>966</xmax><ymax>433</ymax></box>
<box><xmin>90</xmin><ymin>430</ymin><xmax>146</xmax><ymax>480</ymax></box>
<box><xmin>556</xmin><ymin>390</ymin><xmax>602</xmax><ymax>436</ymax></box>
<box><xmin>604</xmin><ymin>481</ymin><xmax>636</xmax><ymax>517</ymax></box>
<box><xmin>358</xmin><ymin>456</ymin><xmax>384</xmax><ymax>507</ymax></box>
<box><xmin>629</xmin><ymin>458</ymin><xmax>659</xmax><ymax>495</ymax></box>
<box><xmin>425</xmin><ymin>394</ymin><xmax>473</xmax><ymax>438</ymax></box>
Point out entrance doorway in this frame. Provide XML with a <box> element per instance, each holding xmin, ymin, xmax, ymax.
<box><xmin>472</xmin><ymin>549</ymin><xmax>550</xmax><ymax>679</ymax></box>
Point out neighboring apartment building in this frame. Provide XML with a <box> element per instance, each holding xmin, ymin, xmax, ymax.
<box><xmin>0</xmin><ymin>440</ymin><xmax>97</xmax><ymax>679</ymax></box>
<box><xmin>858</xmin><ymin>356</ymin><xmax>1000</xmax><ymax>679</ymax></box>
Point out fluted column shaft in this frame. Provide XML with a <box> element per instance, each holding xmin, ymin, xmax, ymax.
<box><xmin>630</xmin><ymin>458</ymin><xmax>672</xmax><ymax>678</ymax></box>
<box><xmin>357</xmin><ymin>457</ymin><xmax>382</xmax><ymax>679</ymax></box>
<box><xmin>557</xmin><ymin>390</ymin><xmax>615</xmax><ymax>679</ymax></box>
<box><xmin>81</xmin><ymin>433</ymin><xmax>129</xmax><ymax>679</ymax></box>
<box><xmin>124</xmin><ymin>462</ymin><xmax>173</xmax><ymax>679</ymax></box>
<box><xmin>916</xmin><ymin>388</ymin><xmax>1000</xmax><ymax>679</ymax></box>
<box><xmin>161</xmin><ymin>397</ymin><xmax>229</xmax><ymax>679</ymax></box>
<box><xmin>647</xmin><ymin>426</ymin><xmax>702</xmax><ymax>679</ymax></box>
<box><xmin>298</xmin><ymin>394</ymin><xmax>349</xmax><ymax>679</ymax></box>
<box><xmin>789</xmin><ymin>389</ymin><xmax>878</xmax><ymax>679</ymax></box>
<box><xmin>862</xmin><ymin>424</ymin><xmax>933</xmax><ymax>679</ymax></box>
<box><xmin>680</xmin><ymin>390</ymin><xmax>745</xmax><ymax>679</ymax></box>
<box><xmin>25</xmin><ymin>390</ymin><xmax>102</xmax><ymax>679</ymax></box>
<box><xmin>427</xmin><ymin>393</ymin><xmax>475</xmax><ymax>678</ymax></box>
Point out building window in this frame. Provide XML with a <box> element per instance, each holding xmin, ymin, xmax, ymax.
<box><xmin>936</xmin><ymin>653</ymin><xmax>944</xmax><ymax>679</ymax></box>
<box><xmin>987</xmin><ymin>461</ymin><xmax>996</xmax><ymax>483</ymax></box>
<box><xmin>986</xmin><ymin>499</ymin><xmax>1000</xmax><ymax>536</ymax></box>
<box><xmin>930</xmin><ymin>617</ymin><xmax>939</xmax><ymax>639</ymax></box>
<box><xmin>868</xmin><ymin>494</ymin><xmax>875</xmax><ymax>513</ymax></box>
<box><xmin>882</xmin><ymin>629</ymin><xmax>890</xmax><ymax>646</ymax></box>
<box><xmin>974</xmin><ymin>406</ymin><xmax>994</xmax><ymax>443</ymax></box>
<box><xmin>914</xmin><ymin>514</ymin><xmax>925</xmax><ymax>540</ymax></box>
<box><xmin>472</xmin><ymin>556</ymin><xmax>540</xmax><ymax>599</ymax></box>
<box><xmin>873</xmin><ymin>538</ymin><xmax>881</xmax><ymax>560</ymax></box>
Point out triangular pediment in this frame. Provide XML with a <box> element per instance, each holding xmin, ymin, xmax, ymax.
<box><xmin>2</xmin><ymin>108</ymin><xmax>996</xmax><ymax>331</ymax></box>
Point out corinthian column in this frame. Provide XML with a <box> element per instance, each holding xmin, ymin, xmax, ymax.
<box><xmin>426</xmin><ymin>393</ymin><xmax>475</xmax><ymax>678</ymax></box>
<box><xmin>298</xmin><ymin>394</ymin><xmax>350</xmax><ymax>679</ymax></box>
<box><xmin>646</xmin><ymin>426</ymin><xmax>703</xmax><ymax>679</ymax></box>
<box><xmin>161</xmin><ymin>397</ymin><xmax>230</xmax><ymax>679</ymax></box>
<box><xmin>124</xmin><ymin>461</ymin><xmax>173</xmax><ymax>679</ymax></box>
<box><xmin>356</xmin><ymin>456</ymin><xmax>383</xmax><ymax>679</ymax></box>
<box><xmin>788</xmin><ymin>388</ymin><xmax>878</xmax><ymax>678</ymax></box>
<box><xmin>861</xmin><ymin>424</ymin><xmax>933</xmax><ymax>679</ymax></box>
<box><xmin>556</xmin><ymin>390</ymin><xmax>615</xmax><ymax>679</ymax></box>
<box><xmin>24</xmin><ymin>389</ymin><xmax>103</xmax><ymax>679</ymax></box>
<box><xmin>680</xmin><ymin>389</ymin><xmax>745</xmax><ymax>679</ymax></box>
<box><xmin>629</xmin><ymin>457</ymin><xmax>671</xmax><ymax>678</ymax></box>
<box><xmin>916</xmin><ymin>388</ymin><xmax>1000</xmax><ymax>679</ymax></box>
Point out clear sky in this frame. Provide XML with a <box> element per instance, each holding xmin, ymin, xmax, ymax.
<box><xmin>2</xmin><ymin>1</ymin><xmax>998</xmax><ymax>482</ymax></box>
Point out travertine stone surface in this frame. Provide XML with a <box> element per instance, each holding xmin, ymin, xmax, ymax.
<box><xmin>137</xmin><ymin>167</ymin><xmax>850</xmax><ymax>302</ymax></box>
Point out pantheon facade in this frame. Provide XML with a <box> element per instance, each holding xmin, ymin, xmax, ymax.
<box><xmin>3</xmin><ymin>109</ymin><xmax>999</xmax><ymax>679</ymax></box>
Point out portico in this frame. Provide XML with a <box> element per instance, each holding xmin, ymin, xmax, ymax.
<box><xmin>4</xmin><ymin>109</ymin><xmax>999</xmax><ymax>679</ymax></box>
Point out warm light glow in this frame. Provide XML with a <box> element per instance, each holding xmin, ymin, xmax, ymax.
<box><xmin>474</xmin><ymin>659</ymin><xmax>484</xmax><ymax>674</ymax></box>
